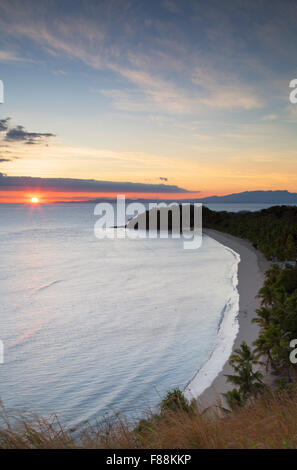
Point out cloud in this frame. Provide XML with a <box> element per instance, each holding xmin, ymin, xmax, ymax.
<box><xmin>104</xmin><ymin>66</ymin><xmax>196</xmax><ymax>114</ymax></box>
<box><xmin>0</xmin><ymin>118</ymin><xmax>10</xmax><ymax>132</ymax></box>
<box><xmin>2</xmin><ymin>121</ymin><xmax>55</xmax><ymax>145</ymax></box>
<box><xmin>0</xmin><ymin>174</ymin><xmax>191</xmax><ymax>193</ymax></box>
<box><xmin>0</xmin><ymin>49</ymin><xmax>37</xmax><ymax>62</ymax></box>
<box><xmin>103</xmin><ymin>61</ymin><xmax>263</xmax><ymax>114</ymax></box>
<box><xmin>0</xmin><ymin>146</ymin><xmax>17</xmax><ymax>163</ymax></box>
<box><xmin>191</xmin><ymin>66</ymin><xmax>263</xmax><ymax>110</ymax></box>
<box><xmin>0</xmin><ymin>1</ymin><xmax>265</xmax><ymax>115</ymax></box>
<box><xmin>0</xmin><ymin>118</ymin><xmax>56</xmax><ymax>165</ymax></box>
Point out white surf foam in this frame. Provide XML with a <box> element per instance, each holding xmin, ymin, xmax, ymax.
<box><xmin>184</xmin><ymin>242</ymin><xmax>240</xmax><ymax>401</ymax></box>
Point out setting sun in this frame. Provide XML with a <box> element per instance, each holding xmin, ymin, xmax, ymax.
<box><xmin>31</xmin><ymin>197</ymin><xmax>39</xmax><ymax>203</ymax></box>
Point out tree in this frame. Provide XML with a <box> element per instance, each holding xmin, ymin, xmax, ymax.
<box><xmin>286</xmin><ymin>233</ymin><xmax>296</xmax><ymax>261</ymax></box>
<box><xmin>160</xmin><ymin>388</ymin><xmax>192</xmax><ymax>414</ymax></box>
<box><xmin>253</xmin><ymin>266</ymin><xmax>297</xmax><ymax>381</ymax></box>
<box><xmin>223</xmin><ymin>389</ymin><xmax>245</xmax><ymax>409</ymax></box>
<box><xmin>224</xmin><ymin>342</ymin><xmax>265</xmax><ymax>404</ymax></box>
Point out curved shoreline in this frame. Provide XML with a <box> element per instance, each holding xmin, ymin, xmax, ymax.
<box><xmin>185</xmin><ymin>229</ymin><xmax>270</xmax><ymax>409</ymax></box>
<box><xmin>184</xmin><ymin>240</ymin><xmax>240</xmax><ymax>400</ymax></box>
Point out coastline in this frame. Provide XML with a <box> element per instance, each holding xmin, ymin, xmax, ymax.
<box><xmin>185</xmin><ymin>228</ymin><xmax>271</xmax><ymax>409</ymax></box>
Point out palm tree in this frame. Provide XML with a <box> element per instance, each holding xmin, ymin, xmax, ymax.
<box><xmin>252</xmin><ymin>306</ymin><xmax>272</xmax><ymax>329</ymax></box>
<box><xmin>223</xmin><ymin>389</ymin><xmax>245</xmax><ymax>409</ymax></box>
<box><xmin>257</xmin><ymin>285</ymin><xmax>275</xmax><ymax>306</ymax></box>
<box><xmin>225</xmin><ymin>342</ymin><xmax>265</xmax><ymax>401</ymax></box>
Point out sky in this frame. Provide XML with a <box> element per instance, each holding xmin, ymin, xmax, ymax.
<box><xmin>0</xmin><ymin>0</ymin><xmax>297</xmax><ymax>202</ymax></box>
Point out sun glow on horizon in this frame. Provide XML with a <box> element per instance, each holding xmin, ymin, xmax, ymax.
<box><xmin>31</xmin><ymin>197</ymin><xmax>39</xmax><ymax>204</ymax></box>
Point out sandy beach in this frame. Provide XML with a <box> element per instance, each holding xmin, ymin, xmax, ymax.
<box><xmin>186</xmin><ymin>228</ymin><xmax>271</xmax><ymax>410</ymax></box>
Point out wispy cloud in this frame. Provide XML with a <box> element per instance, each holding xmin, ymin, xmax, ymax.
<box><xmin>0</xmin><ymin>0</ymin><xmax>266</xmax><ymax>114</ymax></box>
<box><xmin>0</xmin><ymin>49</ymin><xmax>37</xmax><ymax>62</ymax></box>
<box><xmin>191</xmin><ymin>65</ymin><xmax>262</xmax><ymax>109</ymax></box>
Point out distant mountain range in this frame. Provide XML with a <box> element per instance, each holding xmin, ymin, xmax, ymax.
<box><xmin>73</xmin><ymin>190</ymin><xmax>297</xmax><ymax>204</ymax></box>
<box><xmin>196</xmin><ymin>190</ymin><xmax>297</xmax><ymax>204</ymax></box>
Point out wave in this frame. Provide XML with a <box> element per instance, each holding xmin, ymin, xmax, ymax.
<box><xmin>12</xmin><ymin>326</ymin><xmax>43</xmax><ymax>347</ymax></box>
<box><xmin>184</xmin><ymin>244</ymin><xmax>240</xmax><ymax>400</ymax></box>
<box><xmin>31</xmin><ymin>280</ymin><xmax>63</xmax><ymax>295</ymax></box>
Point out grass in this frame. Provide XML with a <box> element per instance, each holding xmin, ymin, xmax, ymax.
<box><xmin>2</xmin><ymin>388</ymin><xmax>297</xmax><ymax>449</ymax></box>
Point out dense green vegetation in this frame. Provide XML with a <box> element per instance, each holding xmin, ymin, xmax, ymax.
<box><xmin>203</xmin><ymin>205</ymin><xmax>297</xmax><ymax>261</ymax></box>
<box><xmin>253</xmin><ymin>264</ymin><xmax>297</xmax><ymax>380</ymax></box>
<box><xmin>135</xmin><ymin>205</ymin><xmax>297</xmax><ymax>261</ymax></box>
<box><xmin>193</xmin><ymin>205</ymin><xmax>297</xmax><ymax>405</ymax></box>
<box><xmin>221</xmin><ymin>263</ymin><xmax>297</xmax><ymax>409</ymax></box>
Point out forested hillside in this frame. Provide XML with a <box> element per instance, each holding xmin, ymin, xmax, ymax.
<box><xmin>203</xmin><ymin>205</ymin><xmax>297</xmax><ymax>261</ymax></box>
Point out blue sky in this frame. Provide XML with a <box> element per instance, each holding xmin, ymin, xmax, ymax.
<box><xmin>0</xmin><ymin>0</ymin><xmax>297</xmax><ymax>200</ymax></box>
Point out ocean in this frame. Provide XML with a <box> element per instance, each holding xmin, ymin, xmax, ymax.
<box><xmin>0</xmin><ymin>202</ymin><xmax>279</xmax><ymax>427</ymax></box>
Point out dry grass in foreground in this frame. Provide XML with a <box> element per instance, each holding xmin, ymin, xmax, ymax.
<box><xmin>1</xmin><ymin>389</ymin><xmax>297</xmax><ymax>449</ymax></box>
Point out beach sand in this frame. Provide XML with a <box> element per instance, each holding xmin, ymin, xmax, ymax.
<box><xmin>187</xmin><ymin>229</ymin><xmax>271</xmax><ymax>410</ymax></box>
